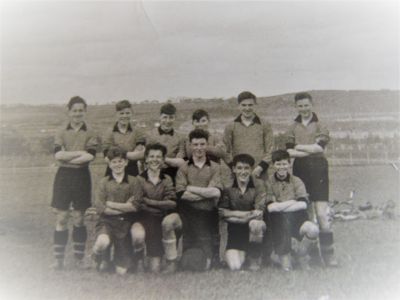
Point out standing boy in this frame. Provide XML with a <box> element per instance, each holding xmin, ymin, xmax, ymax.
<box><xmin>102</xmin><ymin>100</ymin><xmax>146</xmax><ymax>176</ymax></box>
<box><xmin>266</xmin><ymin>150</ymin><xmax>319</xmax><ymax>271</ymax></box>
<box><xmin>176</xmin><ymin>129</ymin><xmax>222</xmax><ymax>270</ymax></box>
<box><xmin>146</xmin><ymin>103</ymin><xmax>185</xmax><ymax>182</ymax></box>
<box><xmin>219</xmin><ymin>154</ymin><xmax>267</xmax><ymax>271</ymax></box>
<box><xmin>51</xmin><ymin>96</ymin><xmax>98</xmax><ymax>270</ymax></box>
<box><xmin>131</xmin><ymin>143</ymin><xmax>182</xmax><ymax>273</ymax></box>
<box><xmin>180</xmin><ymin>109</ymin><xmax>228</xmax><ymax>164</ymax></box>
<box><xmin>223</xmin><ymin>91</ymin><xmax>274</xmax><ymax>178</ymax></box>
<box><xmin>285</xmin><ymin>92</ymin><xmax>338</xmax><ymax>267</ymax></box>
<box><xmin>92</xmin><ymin>147</ymin><xmax>142</xmax><ymax>275</ymax></box>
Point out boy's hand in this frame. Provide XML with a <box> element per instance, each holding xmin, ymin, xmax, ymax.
<box><xmin>218</xmin><ymin>208</ymin><xmax>226</xmax><ymax>218</ymax></box>
<box><xmin>250</xmin><ymin>210</ymin><xmax>263</xmax><ymax>220</ymax></box>
<box><xmin>252</xmin><ymin>166</ymin><xmax>263</xmax><ymax>178</ymax></box>
<box><xmin>85</xmin><ymin>207</ymin><xmax>97</xmax><ymax>216</ymax></box>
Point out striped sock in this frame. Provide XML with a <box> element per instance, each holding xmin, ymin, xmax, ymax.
<box><xmin>54</xmin><ymin>230</ymin><xmax>68</xmax><ymax>262</ymax></box>
<box><xmin>319</xmin><ymin>231</ymin><xmax>334</xmax><ymax>257</ymax></box>
<box><xmin>72</xmin><ymin>226</ymin><xmax>87</xmax><ymax>260</ymax></box>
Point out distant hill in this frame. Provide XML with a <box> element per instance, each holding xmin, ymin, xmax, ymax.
<box><xmin>0</xmin><ymin>90</ymin><xmax>398</xmax><ymax>139</ymax></box>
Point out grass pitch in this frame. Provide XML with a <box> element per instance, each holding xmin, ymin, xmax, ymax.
<box><xmin>0</xmin><ymin>164</ymin><xmax>399</xmax><ymax>300</ymax></box>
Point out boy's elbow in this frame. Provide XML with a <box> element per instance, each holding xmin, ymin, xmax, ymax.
<box><xmin>212</xmin><ymin>188</ymin><xmax>221</xmax><ymax>199</ymax></box>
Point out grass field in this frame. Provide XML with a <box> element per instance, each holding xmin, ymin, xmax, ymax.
<box><xmin>0</xmin><ymin>164</ymin><xmax>399</xmax><ymax>300</ymax></box>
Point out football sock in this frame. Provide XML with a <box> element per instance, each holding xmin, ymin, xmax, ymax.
<box><xmin>72</xmin><ymin>226</ymin><xmax>87</xmax><ymax>260</ymax></box>
<box><xmin>319</xmin><ymin>231</ymin><xmax>334</xmax><ymax>257</ymax></box>
<box><xmin>163</xmin><ymin>238</ymin><xmax>178</xmax><ymax>261</ymax></box>
<box><xmin>54</xmin><ymin>229</ymin><xmax>68</xmax><ymax>262</ymax></box>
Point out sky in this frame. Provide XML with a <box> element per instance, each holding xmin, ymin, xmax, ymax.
<box><xmin>1</xmin><ymin>1</ymin><xmax>399</xmax><ymax>104</ymax></box>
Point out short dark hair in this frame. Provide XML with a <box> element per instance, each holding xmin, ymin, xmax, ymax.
<box><xmin>144</xmin><ymin>143</ymin><xmax>167</xmax><ymax>158</ymax></box>
<box><xmin>189</xmin><ymin>128</ymin><xmax>209</xmax><ymax>142</ymax></box>
<box><xmin>232</xmin><ymin>154</ymin><xmax>255</xmax><ymax>167</ymax></box>
<box><xmin>272</xmin><ymin>149</ymin><xmax>290</xmax><ymax>163</ymax></box>
<box><xmin>192</xmin><ymin>109</ymin><xmax>209</xmax><ymax>122</ymax></box>
<box><xmin>67</xmin><ymin>96</ymin><xmax>87</xmax><ymax>110</ymax></box>
<box><xmin>238</xmin><ymin>91</ymin><xmax>256</xmax><ymax>104</ymax></box>
<box><xmin>160</xmin><ymin>103</ymin><xmax>176</xmax><ymax>115</ymax></box>
<box><xmin>106</xmin><ymin>147</ymin><xmax>127</xmax><ymax>160</ymax></box>
<box><xmin>115</xmin><ymin>100</ymin><xmax>132</xmax><ymax>111</ymax></box>
<box><xmin>294</xmin><ymin>92</ymin><xmax>313</xmax><ymax>102</ymax></box>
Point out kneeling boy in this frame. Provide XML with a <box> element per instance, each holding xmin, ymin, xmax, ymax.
<box><xmin>266</xmin><ymin>150</ymin><xmax>319</xmax><ymax>271</ymax></box>
<box><xmin>92</xmin><ymin>147</ymin><xmax>142</xmax><ymax>275</ymax></box>
<box><xmin>131</xmin><ymin>143</ymin><xmax>182</xmax><ymax>273</ymax></box>
<box><xmin>219</xmin><ymin>154</ymin><xmax>267</xmax><ymax>271</ymax></box>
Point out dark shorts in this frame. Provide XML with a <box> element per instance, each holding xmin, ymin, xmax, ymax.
<box><xmin>105</xmin><ymin>160</ymin><xmax>139</xmax><ymax>177</ymax></box>
<box><xmin>137</xmin><ymin>212</ymin><xmax>164</xmax><ymax>258</ymax></box>
<box><xmin>293</xmin><ymin>156</ymin><xmax>329</xmax><ymax>202</ymax></box>
<box><xmin>269</xmin><ymin>210</ymin><xmax>309</xmax><ymax>255</ymax></box>
<box><xmin>95</xmin><ymin>215</ymin><xmax>133</xmax><ymax>268</ymax></box>
<box><xmin>179</xmin><ymin>203</ymin><xmax>218</xmax><ymax>259</ymax></box>
<box><xmin>51</xmin><ymin>167</ymin><xmax>91</xmax><ymax>211</ymax></box>
<box><xmin>226</xmin><ymin>223</ymin><xmax>249</xmax><ymax>251</ymax></box>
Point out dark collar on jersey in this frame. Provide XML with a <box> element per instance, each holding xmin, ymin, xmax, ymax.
<box><xmin>294</xmin><ymin>112</ymin><xmax>319</xmax><ymax>124</ymax></box>
<box><xmin>112</xmin><ymin>122</ymin><xmax>133</xmax><ymax>133</ymax></box>
<box><xmin>234</xmin><ymin>114</ymin><xmax>262</xmax><ymax>125</ymax></box>
<box><xmin>274</xmin><ymin>172</ymin><xmax>290</xmax><ymax>183</ymax></box>
<box><xmin>66</xmin><ymin>122</ymin><xmax>87</xmax><ymax>131</ymax></box>
<box><xmin>158</xmin><ymin>127</ymin><xmax>174</xmax><ymax>136</ymax></box>
<box><xmin>188</xmin><ymin>156</ymin><xmax>211</xmax><ymax>166</ymax></box>
<box><xmin>232</xmin><ymin>176</ymin><xmax>255</xmax><ymax>192</ymax></box>
<box><xmin>140</xmin><ymin>169</ymin><xmax>166</xmax><ymax>181</ymax></box>
<box><xmin>107</xmin><ymin>172</ymin><xmax>129</xmax><ymax>183</ymax></box>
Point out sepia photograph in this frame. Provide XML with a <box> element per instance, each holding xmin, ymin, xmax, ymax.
<box><xmin>1</xmin><ymin>1</ymin><xmax>399</xmax><ymax>299</ymax></box>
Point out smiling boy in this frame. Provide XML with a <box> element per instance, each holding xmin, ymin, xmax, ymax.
<box><xmin>266</xmin><ymin>150</ymin><xmax>319</xmax><ymax>271</ymax></box>
<box><xmin>219</xmin><ymin>154</ymin><xmax>267</xmax><ymax>271</ymax></box>
<box><xmin>176</xmin><ymin>129</ymin><xmax>222</xmax><ymax>270</ymax></box>
<box><xmin>285</xmin><ymin>92</ymin><xmax>338</xmax><ymax>267</ymax></box>
<box><xmin>51</xmin><ymin>96</ymin><xmax>98</xmax><ymax>270</ymax></box>
<box><xmin>103</xmin><ymin>100</ymin><xmax>145</xmax><ymax>176</ymax></box>
<box><xmin>180</xmin><ymin>109</ymin><xmax>228</xmax><ymax>164</ymax></box>
<box><xmin>223</xmin><ymin>91</ymin><xmax>274</xmax><ymax>179</ymax></box>
<box><xmin>146</xmin><ymin>103</ymin><xmax>185</xmax><ymax>183</ymax></box>
<box><xmin>130</xmin><ymin>143</ymin><xmax>182</xmax><ymax>273</ymax></box>
<box><xmin>92</xmin><ymin>147</ymin><xmax>142</xmax><ymax>275</ymax></box>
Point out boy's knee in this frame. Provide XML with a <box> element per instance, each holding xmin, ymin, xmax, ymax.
<box><xmin>115</xmin><ymin>266</ymin><xmax>128</xmax><ymax>276</ymax></box>
<box><xmin>130</xmin><ymin>223</ymin><xmax>145</xmax><ymax>245</ymax></box>
<box><xmin>249</xmin><ymin>220</ymin><xmax>266</xmax><ymax>235</ymax></box>
<box><xmin>162</xmin><ymin>213</ymin><xmax>181</xmax><ymax>234</ymax></box>
<box><xmin>315</xmin><ymin>202</ymin><xmax>331</xmax><ymax>231</ymax></box>
<box><xmin>94</xmin><ymin>234</ymin><xmax>111</xmax><ymax>251</ymax></box>
<box><xmin>317</xmin><ymin>214</ymin><xmax>331</xmax><ymax>232</ymax></box>
<box><xmin>249</xmin><ymin>220</ymin><xmax>266</xmax><ymax>243</ymax></box>
<box><xmin>55</xmin><ymin>210</ymin><xmax>69</xmax><ymax>230</ymax></box>
<box><xmin>71</xmin><ymin>210</ymin><xmax>85</xmax><ymax>227</ymax></box>
<box><xmin>300</xmin><ymin>221</ymin><xmax>319</xmax><ymax>239</ymax></box>
<box><xmin>225</xmin><ymin>250</ymin><xmax>243</xmax><ymax>271</ymax></box>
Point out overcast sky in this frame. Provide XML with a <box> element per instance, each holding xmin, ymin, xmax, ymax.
<box><xmin>1</xmin><ymin>1</ymin><xmax>399</xmax><ymax>104</ymax></box>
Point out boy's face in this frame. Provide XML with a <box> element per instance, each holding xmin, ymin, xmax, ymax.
<box><xmin>193</xmin><ymin>116</ymin><xmax>209</xmax><ymax>131</ymax></box>
<box><xmin>145</xmin><ymin>149</ymin><xmax>164</xmax><ymax>171</ymax></box>
<box><xmin>116</xmin><ymin>108</ymin><xmax>132</xmax><ymax>125</ymax></box>
<box><xmin>295</xmin><ymin>98</ymin><xmax>313</xmax><ymax>119</ymax></box>
<box><xmin>159</xmin><ymin>113</ymin><xmax>175</xmax><ymax>131</ymax></box>
<box><xmin>68</xmin><ymin>103</ymin><xmax>86</xmax><ymax>124</ymax></box>
<box><xmin>108</xmin><ymin>157</ymin><xmax>128</xmax><ymax>175</ymax></box>
<box><xmin>273</xmin><ymin>159</ymin><xmax>290</xmax><ymax>178</ymax></box>
<box><xmin>232</xmin><ymin>162</ymin><xmax>252</xmax><ymax>183</ymax></box>
<box><xmin>238</xmin><ymin>98</ymin><xmax>256</xmax><ymax>119</ymax></box>
<box><xmin>190</xmin><ymin>138</ymin><xmax>208</xmax><ymax>159</ymax></box>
